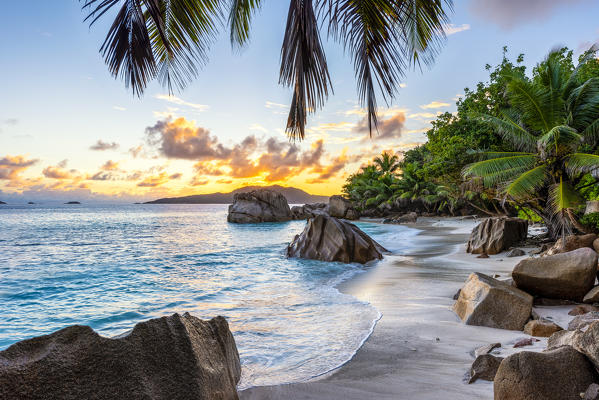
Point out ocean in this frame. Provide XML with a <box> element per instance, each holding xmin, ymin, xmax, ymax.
<box><xmin>0</xmin><ymin>204</ymin><xmax>417</xmax><ymax>388</ymax></box>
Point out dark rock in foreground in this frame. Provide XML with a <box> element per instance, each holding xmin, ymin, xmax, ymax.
<box><xmin>512</xmin><ymin>248</ymin><xmax>598</xmax><ymax>301</ymax></box>
<box><xmin>494</xmin><ymin>346</ymin><xmax>597</xmax><ymax>400</ymax></box>
<box><xmin>0</xmin><ymin>313</ymin><xmax>241</xmax><ymax>400</ymax></box>
<box><xmin>466</xmin><ymin>217</ymin><xmax>527</xmax><ymax>255</ymax></box>
<box><xmin>227</xmin><ymin>189</ymin><xmax>292</xmax><ymax>223</ymax></box>
<box><xmin>287</xmin><ymin>215</ymin><xmax>386</xmax><ymax>264</ymax></box>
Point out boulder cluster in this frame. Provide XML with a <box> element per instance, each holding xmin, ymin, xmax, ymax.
<box><xmin>453</xmin><ymin>218</ymin><xmax>599</xmax><ymax>399</ymax></box>
<box><xmin>227</xmin><ymin>189</ymin><xmax>359</xmax><ymax>223</ymax></box>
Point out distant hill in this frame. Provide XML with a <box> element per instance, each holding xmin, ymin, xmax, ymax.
<box><xmin>144</xmin><ymin>185</ymin><xmax>329</xmax><ymax>205</ymax></box>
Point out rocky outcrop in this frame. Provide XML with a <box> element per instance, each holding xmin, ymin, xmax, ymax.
<box><xmin>585</xmin><ymin>287</ymin><xmax>599</xmax><ymax>304</ymax></box>
<box><xmin>506</xmin><ymin>248</ymin><xmax>525</xmax><ymax>257</ymax></box>
<box><xmin>287</xmin><ymin>215</ymin><xmax>386</xmax><ymax>264</ymax></box>
<box><xmin>493</xmin><ymin>346</ymin><xmax>598</xmax><ymax>400</ymax></box>
<box><xmin>227</xmin><ymin>189</ymin><xmax>292</xmax><ymax>223</ymax></box>
<box><xmin>469</xmin><ymin>354</ymin><xmax>503</xmax><ymax>384</ymax></box>
<box><xmin>384</xmin><ymin>212</ymin><xmax>418</xmax><ymax>224</ymax></box>
<box><xmin>0</xmin><ymin>313</ymin><xmax>241</xmax><ymax>400</ymax></box>
<box><xmin>546</xmin><ymin>321</ymin><xmax>599</xmax><ymax>372</ymax></box>
<box><xmin>568</xmin><ymin>312</ymin><xmax>599</xmax><ymax>330</ymax></box>
<box><xmin>512</xmin><ymin>248</ymin><xmax>598</xmax><ymax>301</ymax></box>
<box><xmin>452</xmin><ymin>273</ymin><xmax>533</xmax><ymax>331</ymax></box>
<box><xmin>523</xmin><ymin>319</ymin><xmax>562</xmax><ymax>337</ymax></box>
<box><xmin>545</xmin><ymin>233</ymin><xmax>597</xmax><ymax>255</ymax></box>
<box><xmin>328</xmin><ymin>195</ymin><xmax>359</xmax><ymax>220</ymax></box>
<box><xmin>466</xmin><ymin>217</ymin><xmax>528</xmax><ymax>255</ymax></box>
<box><xmin>291</xmin><ymin>203</ymin><xmax>329</xmax><ymax>220</ymax></box>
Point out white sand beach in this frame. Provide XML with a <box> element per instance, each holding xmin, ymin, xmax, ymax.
<box><xmin>240</xmin><ymin>217</ymin><xmax>569</xmax><ymax>400</ymax></box>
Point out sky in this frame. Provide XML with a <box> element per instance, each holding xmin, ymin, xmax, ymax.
<box><xmin>2</xmin><ymin>0</ymin><xmax>599</xmax><ymax>203</ymax></box>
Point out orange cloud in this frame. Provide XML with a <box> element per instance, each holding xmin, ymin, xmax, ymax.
<box><xmin>0</xmin><ymin>155</ymin><xmax>38</xmax><ymax>180</ymax></box>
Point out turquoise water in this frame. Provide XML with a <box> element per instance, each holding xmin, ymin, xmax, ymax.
<box><xmin>0</xmin><ymin>204</ymin><xmax>416</xmax><ymax>388</ymax></box>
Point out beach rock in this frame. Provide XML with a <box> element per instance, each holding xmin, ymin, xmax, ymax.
<box><xmin>568</xmin><ymin>312</ymin><xmax>599</xmax><ymax>330</ymax></box>
<box><xmin>290</xmin><ymin>205</ymin><xmax>308</xmax><ymax>219</ymax></box>
<box><xmin>547</xmin><ymin>329</ymin><xmax>579</xmax><ymax>350</ymax></box>
<box><xmin>474</xmin><ymin>342</ymin><xmax>501</xmax><ymax>358</ymax></box>
<box><xmin>452</xmin><ymin>273</ymin><xmax>533</xmax><ymax>331</ymax></box>
<box><xmin>594</xmin><ymin>238</ymin><xmax>599</xmax><ymax>254</ymax></box>
<box><xmin>328</xmin><ymin>195</ymin><xmax>358</xmax><ymax>220</ymax></box>
<box><xmin>287</xmin><ymin>215</ymin><xmax>386</xmax><ymax>264</ymax></box>
<box><xmin>569</xmin><ymin>322</ymin><xmax>599</xmax><ymax>371</ymax></box>
<box><xmin>395</xmin><ymin>212</ymin><xmax>418</xmax><ymax>224</ymax></box>
<box><xmin>493</xmin><ymin>346</ymin><xmax>598</xmax><ymax>400</ymax></box>
<box><xmin>545</xmin><ymin>233</ymin><xmax>597</xmax><ymax>255</ymax></box>
<box><xmin>586</xmin><ymin>201</ymin><xmax>599</xmax><ymax>215</ymax></box>
<box><xmin>227</xmin><ymin>189</ymin><xmax>292</xmax><ymax>223</ymax></box>
<box><xmin>585</xmin><ymin>287</ymin><xmax>599</xmax><ymax>304</ymax></box>
<box><xmin>523</xmin><ymin>320</ymin><xmax>562</xmax><ymax>337</ymax></box>
<box><xmin>569</xmin><ymin>304</ymin><xmax>599</xmax><ymax>316</ymax></box>
<box><xmin>513</xmin><ymin>337</ymin><xmax>539</xmax><ymax>348</ymax></box>
<box><xmin>477</xmin><ymin>253</ymin><xmax>489</xmax><ymax>259</ymax></box>
<box><xmin>468</xmin><ymin>354</ymin><xmax>503</xmax><ymax>384</ymax></box>
<box><xmin>452</xmin><ymin>289</ymin><xmax>461</xmax><ymax>300</ymax></box>
<box><xmin>0</xmin><ymin>313</ymin><xmax>241</xmax><ymax>400</ymax></box>
<box><xmin>506</xmin><ymin>248</ymin><xmax>525</xmax><ymax>257</ymax></box>
<box><xmin>512</xmin><ymin>248</ymin><xmax>598</xmax><ymax>301</ymax></box>
<box><xmin>466</xmin><ymin>217</ymin><xmax>528</xmax><ymax>255</ymax></box>
<box><xmin>584</xmin><ymin>383</ymin><xmax>599</xmax><ymax>400</ymax></box>
<box><xmin>533</xmin><ymin>297</ymin><xmax>578</xmax><ymax>306</ymax></box>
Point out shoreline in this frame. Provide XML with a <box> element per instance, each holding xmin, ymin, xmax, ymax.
<box><xmin>239</xmin><ymin>217</ymin><xmax>541</xmax><ymax>399</ymax></box>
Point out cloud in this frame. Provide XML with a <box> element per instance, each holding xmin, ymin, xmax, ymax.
<box><xmin>308</xmin><ymin>150</ymin><xmax>357</xmax><ymax>183</ymax></box>
<box><xmin>146</xmin><ymin>118</ymin><xmax>231</xmax><ymax>161</ymax></box>
<box><xmin>113</xmin><ymin>106</ymin><xmax>126</xmax><ymax>111</ymax></box>
<box><xmin>4</xmin><ymin>119</ymin><xmax>18</xmax><ymax>125</ymax></box>
<box><xmin>353</xmin><ymin>112</ymin><xmax>406</xmax><ymax>141</ymax></box>
<box><xmin>100</xmin><ymin>160</ymin><xmax>120</xmax><ymax>171</ymax></box>
<box><xmin>265</xmin><ymin>101</ymin><xmax>288</xmax><ymax>110</ymax></box>
<box><xmin>0</xmin><ymin>155</ymin><xmax>38</xmax><ymax>180</ymax></box>
<box><xmin>137</xmin><ymin>172</ymin><xmax>171</xmax><ymax>187</ymax></box>
<box><xmin>155</xmin><ymin>94</ymin><xmax>209</xmax><ymax>111</ymax></box>
<box><xmin>469</xmin><ymin>0</ymin><xmax>587</xmax><ymax>29</ymax></box>
<box><xmin>42</xmin><ymin>160</ymin><xmax>77</xmax><ymax>179</ymax></box>
<box><xmin>129</xmin><ymin>145</ymin><xmax>144</xmax><ymax>158</ymax></box>
<box><xmin>90</xmin><ymin>140</ymin><xmax>120</xmax><ymax>151</ymax></box>
<box><xmin>420</xmin><ymin>101</ymin><xmax>450</xmax><ymax>109</ymax></box>
<box><xmin>445</xmin><ymin>23</ymin><xmax>471</xmax><ymax>35</ymax></box>
<box><xmin>190</xmin><ymin>177</ymin><xmax>209</xmax><ymax>186</ymax></box>
<box><xmin>169</xmin><ymin>173</ymin><xmax>182</xmax><ymax>180</ymax></box>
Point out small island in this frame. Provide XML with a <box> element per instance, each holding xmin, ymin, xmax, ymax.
<box><xmin>64</xmin><ymin>201</ymin><xmax>81</xmax><ymax>205</ymax></box>
<box><xmin>0</xmin><ymin>201</ymin><xmax>6</xmax><ymax>205</ymax></box>
<box><xmin>27</xmin><ymin>202</ymin><xmax>34</xmax><ymax>205</ymax></box>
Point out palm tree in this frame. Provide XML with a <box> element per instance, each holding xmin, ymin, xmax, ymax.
<box><xmin>82</xmin><ymin>0</ymin><xmax>452</xmax><ymax>139</ymax></box>
<box><xmin>373</xmin><ymin>151</ymin><xmax>401</xmax><ymax>174</ymax></box>
<box><xmin>463</xmin><ymin>49</ymin><xmax>599</xmax><ymax>239</ymax></box>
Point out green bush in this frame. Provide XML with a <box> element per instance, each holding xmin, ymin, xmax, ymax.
<box><xmin>516</xmin><ymin>207</ymin><xmax>543</xmax><ymax>223</ymax></box>
<box><xmin>580</xmin><ymin>212</ymin><xmax>599</xmax><ymax>231</ymax></box>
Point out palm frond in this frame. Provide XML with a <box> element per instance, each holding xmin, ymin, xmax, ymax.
<box><xmin>229</xmin><ymin>0</ymin><xmax>262</xmax><ymax>48</ymax></box>
<box><xmin>147</xmin><ymin>0</ymin><xmax>222</xmax><ymax>92</ymax></box>
<box><xmin>566</xmin><ymin>153</ymin><xmax>599</xmax><ymax>176</ymax></box>
<box><xmin>281</xmin><ymin>0</ymin><xmax>332</xmax><ymax>140</ymax></box>
<box><xmin>474</xmin><ymin>111</ymin><xmax>536</xmax><ymax>151</ymax></box>
<box><xmin>566</xmin><ymin>77</ymin><xmax>599</xmax><ymax>132</ymax></box>
<box><xmin>537</xmin><ymin>125</ymin><xmax>582</xmax><ymax>153</ymax></box>
<box><xmin>463</xmin><ymin>154</ymin><xmax>537</xmax><ymax>179</ymax></box>
<box><xmin>503</xmin><ymin>70</ymin><xmax>552</xmax><ymax>133</ymax></box>
<box><xmin>84</xmin><ymin>0</ymin><xmax>157</xmax><ymax>96</ymax></box>
<box><xmin>503</xmin><ymin>165</ymin><xmax>548</xmax><ymax>200</ymax></box>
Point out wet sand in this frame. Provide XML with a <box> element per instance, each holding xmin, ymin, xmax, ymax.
<box><xmin>240</xmin><ymin>218</ymin><xmax>546</xmax><ymax>400</ymax></box>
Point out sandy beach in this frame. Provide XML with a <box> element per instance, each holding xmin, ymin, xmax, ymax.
<box><xmin>240</xmin><ymin>217</ymin><xmax>552</xmax><ymax>400</ymax></box>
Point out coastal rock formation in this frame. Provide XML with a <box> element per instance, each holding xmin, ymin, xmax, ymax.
<box><xmin>493</xmin><ymin>346</ymin><xmax>597</xmax><ymax>400</ymax></box>
<box><xmin>568</xmin><ymin>312</ymin><xmax>599</xmax><ymax>330</ymax></box>
<box><xmin>466</xmin><ymin>217</ymin><xmax>527</xmax><ymax>255</ymax></box>
<box><xmin>506</xmin><ymin>248</ymin><xmax>525</xmax><ymax>257</ymax></box>
<box><xmin>0</xmin><ymin>313</ymin><xmax>241</xmax><ymax>400</ymax></box>
<box><xmin>227</xmin><ymin>189</ymin><xmax>292</xmax><ymax>223</ymax></box>
<box><xmin>328</xmin><ymin>195</ymin><xmax>359</xmax><ymax>220</ymax></box>
<box><xmin>545</xmin><ymin>321</ymin><xmax>599</xmax><ymax>372</ymax></box>
<box><xmin>469</xmin><ymin>354</ymin><xmax>503</xmax><ymax>384</ymax></box>
<box><xmin>584</xmin><ymin>384</ymin><xmax>599</xmax><ymax>400</ymax></box>
<box><xmin>594</xmin><ymin>238</ymin><xmax>599</xmax><ymax>254</ymax></box>
<box><xmin>452</xmin><ymin>272</ymin><xmax>533</xmax><ymax>331</ymax></box>
<box><xmin>386</xmin><ymin>212</ymin><xmax>418</xmax><ymax>224</ymax></box>
<box><xmin>545</xmin><ymin>233</ymin><xmax>597</xmax><ymax>255</ymax></box>
<box><xmin>547</xmin><ymin>329</ymin><xmax>578</xmax><ymax>350</ymax></box>
<box><xmin>523</xmin><ymin>319</ymin><xmax>562</xmax><ymax>337</ymax></box>
<box><xmin>287</xmin><ymin>215</ymin><xmax>386</xmax><ymax>264</ymax></box>
<box><xmin>585</xmin><ymin>286</ymin><xmax>599</xmax><ymax>304</ymax></box>
<box><xmin>512</xmin><ymin>248</ymin><xmax>598</xmax><ymax>301</ymax></box>
<box><xmin>290</xmin><ymin>203</ymin><xmax>329</xmax><ymax>220</ymax></box>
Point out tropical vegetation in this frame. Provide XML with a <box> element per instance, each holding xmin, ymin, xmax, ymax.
<box><xmin>82</xmin><ymin>0</ymin><xmax>453</xmax><ymax>139</ymax></box>
<box><xmin>343</xmin><ymin>47</ymin><xmax>599</xmax><ymax>239</ymax></box>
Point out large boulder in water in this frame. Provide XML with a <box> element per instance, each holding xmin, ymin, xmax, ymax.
<box><xmin>290</xmin><ymin>203</ymin><xmax>329</xmax><ymax>220</ymax></box>
<box><xmin>512</xmin><ymin>248</ymin><xmax>598</xmax><ymax>301</ymax></box>
<box><xmin>466</xmin><ymin>217</ymin><xmax>528</xmax><ymax>255</ymax></box>
<box><xmin>493</xmin><ymin>346</ymin><xmax>598</xmax><ymax>400</ymax></box>
<box><xmin>287</xmin><ymin>215</ymin><xmax>386</xmax><ymax>264</ymax></box>
<box><xmin>0</xmin><ymin>313</ymin><xmax>241</xmax><ymax>400</ymax></box>
<box><xmin>328</xmin><ymin>195</ymin><xmax>359</xmax><ymax>220</ymax></box>
<box><xmin>452</xmin><ymin>272</ymin><xmax>532</xmax><ymax>331</ymax></box>
<box><xmin>227</xmin><ymin>189</ymin><xmax>292</xmax><ymax>223</ymax></box>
